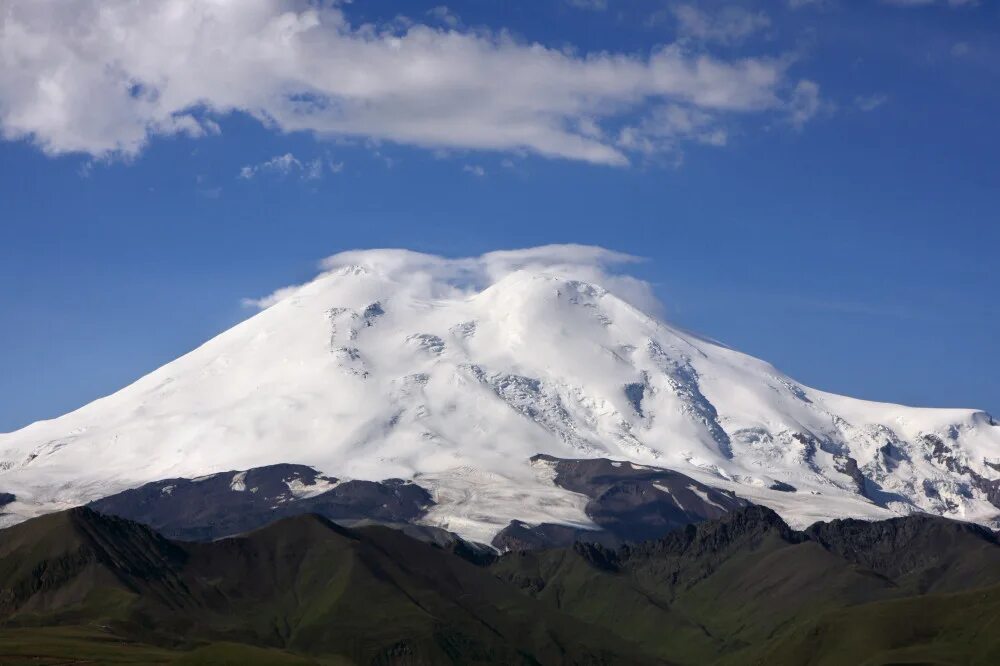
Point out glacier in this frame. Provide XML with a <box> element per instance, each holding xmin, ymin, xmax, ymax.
<box><xmin>1</xmin><ymin>245</ymin><xmax>997</xmax><ymax>543</ymax></box>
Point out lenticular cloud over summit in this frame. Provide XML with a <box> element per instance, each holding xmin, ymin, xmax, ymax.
<box><xmin>246</xmin><ymin>245</ymin><xmax>660</xmax><ymax>315</ymax></box>
<box><xmin>1</xmin><ymin>244</ymin><xmax>998</xmax><ymax>544</ymax></box>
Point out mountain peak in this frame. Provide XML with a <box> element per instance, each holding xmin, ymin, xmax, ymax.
<box><xmin>1</xmin><ymin>249</ymin><xmax>999</xmax><ymax>542</ymax></box>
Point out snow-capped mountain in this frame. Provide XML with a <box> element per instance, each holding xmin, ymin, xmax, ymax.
<box><xmin>1</xmin><ymin>246</ymin><xmax>998</xmax><ymax>543</ymax></box>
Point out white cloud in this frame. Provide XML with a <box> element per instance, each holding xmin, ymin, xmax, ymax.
<box><xmin>670</xmin><ymin>5</ymin><xmax>772</xmax><ymax>45</ymax></box>
<box><xmin>239</xmin><ymin>153</ymin><xmax>339</xmax><ymax>180</ymax></box>
<box><xmin>304</xmin><ymin>158</ymin><xmax>324</xmax><ymax>180</ymax></box>
<box><xmin>617</xmin><ymin>104</ymin><xmax>728</xmax><ymax>163</ymax></box>
<box><xmin>0</xmin><ymin>0</ymin><xmax>814</xmax><ymax>165</ymax></box>
<box><xmin>245</xmin><ymin>245</ymin><xmax>661</xmax><ymax>315</ymax></box>
<box><xmin>463</xmin><ymin>164</ymin><xmax>486</xmax><ymax>177</ymax></box>
<box><xmin>854</xmin><ymin>93</ymin><xmax>888</xmax><ymax>112</ymax></box>
<box><xmin>239</xmin><ymin>153</ymin><xmax>301</xmax><ymax>179</ymax></box>
<box><xmin>241</xmin><ymin>285</ymin><xmax>300</xmax><ymax>310</ymax></box>
<box><xmin>788</xmin><ymin>80</ymin><xmax>822</xmax><ymax>127</ymax></box>
<box><xmin>426</xmin><ymin>6</ymin><xmax>461</xmax><ymax>28</ymax></box>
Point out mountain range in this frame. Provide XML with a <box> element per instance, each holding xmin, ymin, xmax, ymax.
<box><xmin>0</xmin><ymin>503</ymin><xmax>998</xmax><ymax>664</ymax></box>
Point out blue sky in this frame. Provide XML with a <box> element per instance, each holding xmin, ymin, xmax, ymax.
<box><xmin>0</xmin><ymin>0</ymin><xmax>997</xmax><ymax>432</ymax></box>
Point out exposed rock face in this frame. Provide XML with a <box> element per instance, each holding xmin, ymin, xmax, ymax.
<box><xmin>492</xmin><ymin>455</ymin><xmax>749</xmax><ymax>550</ymax></box>
<box><xmin>804</xmin><ymin>513</ymin><xmax>999</xmax><ymax>587</ymax></box>
<box><xmin>84</xmin><ymin>456</ymin><xmax>754</xmax><ymax>554</ymax></box>
<box><xmin>616</xmin><ymin>505</ymin><xmax>806</xmax><ymax>592</ymax></box>
<box><xmin>924</xmin><ymin>434</ymin><xmax>1000</xmax><ymax>510</ymax></box>
<box><xmin>834</xmin><ymin>454</ymin><xmax>868</xmax><ymax>495</ymax></box>
<box><xmin>89</xmin><ymin>463</ymin><xmax>434</xmax><ymax>541</ymax></box>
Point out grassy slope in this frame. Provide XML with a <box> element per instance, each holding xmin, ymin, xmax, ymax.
<box><xmin>0</xmin><ymin>509</ymin><xmax>658</xmax><ymax>665</ymax></box>
<box><xmin>494</xmin><ymin>546</ymin><xmax>720</xmax><ymax>662</ymax></box>
<box><xmin>0</xmin><ymin>626</ymin><xmax>349</xmax><ymax>664</ymax></box>
<box><xmin>491</xmin><ymin>508</ymin><xmax>1000</xmax><ymax>665</ymax></box>
<box><xmin>3</xmin><ymin>506</ymin><xmax>1000</xmax><ymax>664</ymax></box>
<box><xmin>728</xmin><ymin>583</ymin><xmax>1000</xmax><ymax>666</ymax></box>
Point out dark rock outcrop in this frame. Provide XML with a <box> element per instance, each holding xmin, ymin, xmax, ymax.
<box><xmin>924</xmin><ymin>434</ymin><xmax>1000</xmax><ymax>510</ymax></box>
<box><xmin>804</xmin><ymin>512</ymin><xmax>1000</xmax><ymax>591</ymax></box>
<box><xmin>89</xmin><ymin>463</ymin><xmax>434</xmax><ymax>541</ymax></box>
<box><xmin>495</xmin><ymin>455</ymin><xmax>748</xmax><ymax>550</ymax></box>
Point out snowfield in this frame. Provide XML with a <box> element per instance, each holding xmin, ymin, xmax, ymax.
<box><xmin>1</xmin><ymin>246</ymin><xmax>998</xmax><ymax>541</ymax></box>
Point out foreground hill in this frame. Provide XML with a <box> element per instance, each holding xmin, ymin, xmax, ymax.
<box><xmin>492</xmin><ymin>506</ymin><xmax>1000</xmax><ymax>664</ymax></box>
<box><xmin>1</xmin><ymin>248</ymin><xmax>999</xmax><ymax>542</ymax></box>
<box><xmin>1</xmin><ymin>505</ymin><xmax>999</xmax><ymax>664</ymax></box>
<box><xmin>0</xmin><ymin>507</ymin><xmax>647</xmax><ymax>665</ymax></box>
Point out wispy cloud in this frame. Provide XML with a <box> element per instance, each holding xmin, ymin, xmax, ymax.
<box><xmin>195</xmin><ymin>174</ymin><xmax>222</xmax><ymax>199</ymax></box>
<box><xmin>0</xmin><ymin>0</ymin><xmax>820</xmax><ymax>166</ymax></box>
<box><xmin>951</xmin><ymin>42</ymin><xmax>971</xmax><ymax>57</ymax></box>
<box><xmin>426</xmin><ymin>6</ymin><xmax>461</xmax><ymax>29</ymax></box>
<box><xmin>463</xmin><ymin>164</ymin><xmax>486</xmax><ymax>177</ymax></box>
<box><xmin>792</xmin><ymin>0</ymin><xmax>977</xmax><ymax>8</ymax></box>
<box><xmin>666</xmin><ymin>5</ymin><xmax>772</xmax><ymax>46</ymax></box>
<box><xmin>238</xmin><ymin>154</ymin><xmax>340</xmax><ymax>180</ymax></box>
<box><xmin>788</xmin><ymin>80</ymin><xmax>822</xmax><ymax>127</ymax></box>
<box><xmin>617</xmin><ymin>104</ymin><xmax>728</xmax><ymax>165</ymax></box>
<box><xmin>855</xmin><ymin>93</ymin><xmax>888</xmax><ymax>112</ymax></box>
<box><xmin>882</xmin><ymin>0</ymin><xmax>979</xmax><ymax>7</ymax></box>
<box><xmin>565</xmin><ymin>0</ymin><xmax>608</xmax><ymax>10</ymax></box>
<box><xmin>786</xmin><ymin>296</ymin><xmax>920</xmax><ymax>320</ymax></box>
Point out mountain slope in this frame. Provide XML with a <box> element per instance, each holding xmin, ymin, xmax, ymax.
<box><xmin>2</xmin><ymin>505</ymin><xmax>1000</xmax><ymax>664</ymax></box>
<box><xmin>737</xmin><ymin>583</ymin><xmax>1000</xmax><ymax>666</ymax></box>
<box><xmin>0</xmin><ymin>508</ymin><xmax>655</xmax><ymax>665</ymax></box>
<box><xmin>491</xmin><ymin>505</ymin><xmax>1000</xmax><ymax>664</ymax></box>
<box><xmin>83</xmin><ymin>457</ymin><xmax>752</xmax><ymax>552</ymax></box>
<box><xmin>1</xmin><ymin>248</ymin><xmax>998</xmax><ymax>542</ymax></box>
<box><xmin>86</xmin><ymin>463</ymin><xmax>436</xmax><ymax>542</ymax></box>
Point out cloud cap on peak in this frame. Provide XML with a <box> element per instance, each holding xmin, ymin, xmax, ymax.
<box><xmin>246</xmin><ymin>245</ymin><xmax>661</xmax><ymax>315</ymax></box>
